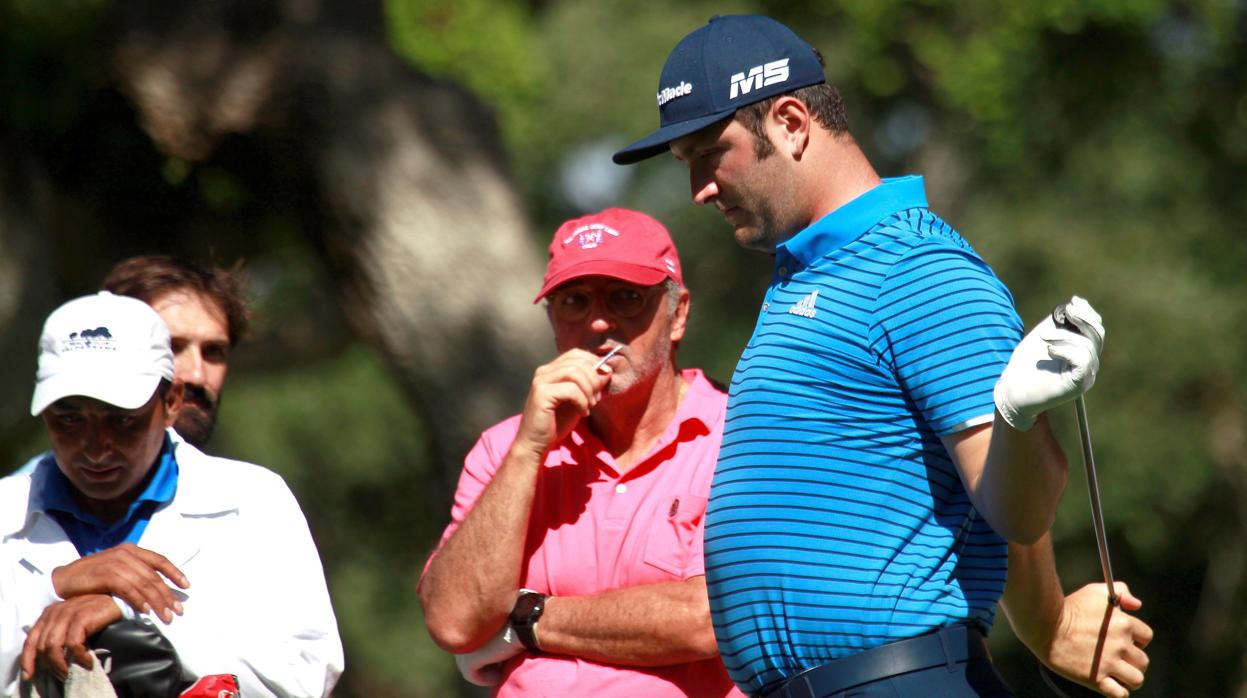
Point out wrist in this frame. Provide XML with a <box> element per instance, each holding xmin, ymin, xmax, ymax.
<box><xmin>508</xmin><ymin>589</ymin><xmax>548</xmax><ymax>652</ymax></box>
<box><xmin>994</xmin><ymin>382</ymin><xmax>1036</xmax><ymax>431</ymax></box>
<box><xmin>506</xmin><ymin>437</ymin><xmax>550</xmax><ymax>467</ymax></box>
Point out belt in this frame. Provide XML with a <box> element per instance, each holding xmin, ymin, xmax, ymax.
<box><xmin>763</xmin><ymin>624</ymin><xmax>991</xmax><ymax>698</ymax></box>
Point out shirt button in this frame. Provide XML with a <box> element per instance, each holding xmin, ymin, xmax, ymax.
<box><xmin>763</xmin><ymin>303</ymin><xmax>770</xmax><ymax>311</ymax></box>
<box><xmin>615</xmin><ymin>484</ymin><xmax>628</xmax><ymax>494</ymax></box>
<box><xmin>778</xmin><ymin>266</ymin><xmax>788</xmax><ymax>277</ymax></box>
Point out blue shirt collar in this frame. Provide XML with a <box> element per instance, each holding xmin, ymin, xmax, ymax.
<box><xmin>778</xmin><ymin>175</ymin><xmax>929</xmax><ymax>267</ymax></box>
<box><xmin>39</xmin><ymin>434</ymin><xmax>179</xmax><ymax>527</ymax></box>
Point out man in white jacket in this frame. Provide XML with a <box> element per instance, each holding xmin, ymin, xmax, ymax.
<box><xmin>0</xmin><ymin>291</ymin><xmax>343</xmax><ymax>697</ymax></box>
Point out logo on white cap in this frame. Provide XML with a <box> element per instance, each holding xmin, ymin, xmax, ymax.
<box><xmin>62</xmin><ymin>326</ymin><xmax>117</xmax><ymax>352</ymax></box>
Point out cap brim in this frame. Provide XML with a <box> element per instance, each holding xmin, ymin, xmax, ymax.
<box><xmin>612</xmin><ymin>111</ymin><xmax>736</xmax><ymax>165</ymax></box>
<box><xmin>31</xmin><ymin>372</ymin><xmax>163</xmax><ymax>416</ymax></box>
<box><xmin>534</xmin><ymin>262</ymin><xmax>670</xmax><ymax>303</ymax></box>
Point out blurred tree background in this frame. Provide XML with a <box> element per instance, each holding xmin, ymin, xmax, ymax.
<box><xmin>2</xmin><ymin>0</ymin><xmax>1244</xmax><ymax>695</ymax></box>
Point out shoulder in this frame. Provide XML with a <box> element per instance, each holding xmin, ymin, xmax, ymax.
<box><xmin>0</xmin><ymin>456</ymin><xmax>49</xmax><ymax>537</ymax></box>
<box><xmin>172</xmin><ymin>440</ymin><xmax>297</xmax><ymax>511</ymax></box>
<box><xmin>476</xmin><ymin>413</ymin><xmax>525</xmax><ymax>450</ymax></box>
<box><xmin>0</xmin><ymin>469</ymin><xmax>34</xmax><ymax>530</ymax></box>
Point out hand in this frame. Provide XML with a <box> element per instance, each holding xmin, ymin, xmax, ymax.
<box><xmin>511</xmin><ymin>349</ymin><xmax>614</xmax><ymax>457</ymax></box>
<box><xmin>20</xmin><ymin>594</ymin><xmax>123</xmax><ymax>681</ymax></box>
<box><xmin>51</xmin><ymin>543</ymin><xmax>189</xmax><ymax>623</ymax></box>
<box><xmin>455</xmin><ymin>625</ymin><xmax>524</xmax><ymax>686</ymax></box>
<box><xmin>1042</xmin><ymin>582</ymin><xmax>1152</xmax><ymax>697</ymax></box>
<box><xmin>995</xmin><ymin>296</ymin><xmax>1104</xmax><ymax>430</ymax></box>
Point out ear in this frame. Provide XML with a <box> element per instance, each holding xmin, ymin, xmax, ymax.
<box><xmin>162</xmin><ymin>381</ymin><xmax>185</xmax><ymax>428</ymax></box>
<box><xmin>770</xmin><ymin>96</ymin><xmax>812</xmax><ymax>158</ymax></box>
<box><xmin>669</xmin><ymin>287</ymin><xmax>691</xmax><ymax>344</ymax></box>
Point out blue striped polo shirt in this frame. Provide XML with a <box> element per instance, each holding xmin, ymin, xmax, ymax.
<box><xmin>705</xmin><ymin>176</ymin><xmax>1023</xmax><ymax>695</ymax></box>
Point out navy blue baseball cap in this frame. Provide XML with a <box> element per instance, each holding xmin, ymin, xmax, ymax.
<box><xmin>613</xmin><ymin>15</ymin><xmax>826</xmax><ymax>165</ymax></box>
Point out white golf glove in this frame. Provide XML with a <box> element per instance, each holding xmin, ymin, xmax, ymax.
<box><xmin>994</xmin><ymin>296</ymin><xmax>1105</xmax><ymax>431</ymax></box>
<box><xmin>455</xmin><ymin>625</ymin><xmax>524</xmax><ymax>687</ymax></box>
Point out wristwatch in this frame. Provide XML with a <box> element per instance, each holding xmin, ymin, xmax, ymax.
<box><xmin>509</xmin><ymin>589</ymin><xmax>548</xmax><ymax>652</ymax></box>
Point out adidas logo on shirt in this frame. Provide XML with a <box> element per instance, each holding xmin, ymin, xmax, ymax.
<box><xmin>788</xmin><ymin>290</ymin><xmax>819</xmax><ymax>318</ymax></box>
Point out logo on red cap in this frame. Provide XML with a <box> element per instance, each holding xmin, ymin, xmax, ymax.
<box><xmin>534</xmin><ymin>208</ymin><xmax>684</xmax><ymax>302</ymax></box>
<box><xmin>564</xmin><ymin>223</ymin><xmax>621</xmax><ymax>250</ymax></box>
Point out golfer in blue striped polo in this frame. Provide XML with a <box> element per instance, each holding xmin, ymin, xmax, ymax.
<box><xmin>616</xmin><ymin>14</ymin><xmax>1151</xmax><ymax>698</ymax></box>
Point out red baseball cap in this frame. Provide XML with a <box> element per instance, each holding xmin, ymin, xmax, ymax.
<box><xmin>534</xmin><ymin>208</ymin><xmax>684</xmax><ymax>302</ymax></box>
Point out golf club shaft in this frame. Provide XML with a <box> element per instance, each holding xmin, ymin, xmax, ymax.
<box><xmin>1052</xmin><ymin>303</ymin><xmax>1119</xmax><ymax>606</ymax></box>
<box><xmin>1073</xmin><ymin>393</ymin><xmax>1118</xmax><ymax>606</ymax></box>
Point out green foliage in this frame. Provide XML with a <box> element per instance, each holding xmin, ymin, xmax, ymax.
<box><xmin>383</xmin><ymin>0</ymin><xmax>550</xmax><ymax>156</ymax></box>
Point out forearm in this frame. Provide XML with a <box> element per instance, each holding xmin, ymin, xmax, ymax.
<box><xmin>537</xmin><ymin>577</ymin><xmax>718</xmax><ymax>666</ymax></box>
<box><xmin>419</xmin><ymin>443</ymin><xmax>544</xmax><ymax>651</ymax></box>
<box><xmin>999</xmin><ymin>533</ymin><xmax>1064</xmax><ymax>655</ymax></box>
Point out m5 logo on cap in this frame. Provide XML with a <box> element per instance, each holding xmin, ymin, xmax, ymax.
<box><xmin>729</xmin><ymin>58</ymin><xmax>790</xmax><ymax>99</ymax></box>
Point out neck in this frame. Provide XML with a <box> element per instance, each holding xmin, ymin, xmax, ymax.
<box><xmin>801</xmin><ymin>130</ymin><xmax>883</xmax><ymax>226</ymax></box>
<box><xmin>588</xmin><ymin>365</ymin><xmax>687</xmax><ymax>474</ymax></box>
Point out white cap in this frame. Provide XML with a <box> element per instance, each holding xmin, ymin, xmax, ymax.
<box><xmin>30</xmin><ymin>291</ymin><xmax>175</xmax><ymax>416</ymax></box>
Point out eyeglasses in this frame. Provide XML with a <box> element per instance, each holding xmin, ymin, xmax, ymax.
<box><xmin>547</xmin><ymin>284</ymin><xmax>664</xmax><ymax>323</ymax></box>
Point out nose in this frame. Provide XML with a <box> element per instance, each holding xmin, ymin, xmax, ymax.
<box><xmin>177</xmin><ymin>346</ymin><xmax>205</xmax><ymax>387</ymax></box>
<box><xmin>690</xmin><ymin>168</ymin><xmax>718</xmax><ymax>206</ymax></box>
<box><xmin>82</xmin><ymin>420</ymin><xmax>112</xmax><ymax>463</ymax></box>
<box><xmin>586</xmin><ymin>296</ymin><xmax>619</xmax><ymax>333</ymax></box>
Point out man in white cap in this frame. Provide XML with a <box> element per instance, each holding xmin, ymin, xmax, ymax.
<box><xmin>0</xmin><ymin>292</ymin><xmax>343</xmax><ymax>697</ymax></box>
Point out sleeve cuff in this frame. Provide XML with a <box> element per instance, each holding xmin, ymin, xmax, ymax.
<box><xmin>111</xmin><ymin>596</ymin><xmax>137</xmax><ymax>620</ymax></box>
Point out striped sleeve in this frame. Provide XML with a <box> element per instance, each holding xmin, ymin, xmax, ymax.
<box><xmin>870</xmin><ymin>239</ymin><xmax>1023</xmax><ymax>436</ymax></box>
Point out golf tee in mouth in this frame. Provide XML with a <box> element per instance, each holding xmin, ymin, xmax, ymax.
<box><xmin>594</xmin><ymin>345</ymin><xmax>623</xmax><ymax>372</ymax></box>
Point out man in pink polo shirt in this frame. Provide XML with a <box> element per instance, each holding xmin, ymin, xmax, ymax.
<box><xmin>419</xmin><ymin>208</ymin><xmax>743</xmax><ymax>697</ymax></box>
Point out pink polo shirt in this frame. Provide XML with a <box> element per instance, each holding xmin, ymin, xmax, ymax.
<box><xmin>430</xmin><ymin>369</ymin><xmax>743</xmax><ymax>698</ymax></box>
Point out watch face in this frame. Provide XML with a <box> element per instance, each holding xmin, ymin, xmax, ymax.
<box><xmin>510</xmin><ymin>592</ymin><xmax>545</xmax><ymax>624</ymax></box>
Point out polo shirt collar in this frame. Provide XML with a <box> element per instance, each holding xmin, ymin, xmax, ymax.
<box><xmin>779</xmin><ymin>175</ymin><xmax>928</xmax><ymax>266</ymax></box>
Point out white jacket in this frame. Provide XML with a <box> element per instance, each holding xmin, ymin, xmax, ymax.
<box><xmin>0</xmin><ymin>431</ymin><xmax>344</xmax><ymax>697</ymax></box>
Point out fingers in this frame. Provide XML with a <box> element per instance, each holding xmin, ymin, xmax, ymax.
<box><xmin>21</xmin><ymin>596</ymin><xmax>122</xmax><ymax>681</ymax></box>
<box><xmin>1063</xmin><ymin>295</ymin><xmax>1105</xmax><ymax>346</ymax></box>
<box><xmin>1112</xmin><ymin>582</ymin><xmax>1141</xmax><ymax>611</ymax></box>
<box><xmin>55</xmin><ymin>545</ymin><xmax>187</xmax><ymax>622</ymax></box>
<box><xmin>20</xmin><ymin>616</ymin><xmax>44</xmax><ymax>680</ymax></box>
<box><xmin>518</xmin><ymin>349</ymin><xmax>616</xmax><ymax>447</ymax></box>
<box><xmin>1096</xmin><ymin>676</ymin><xmax>1130</xmax><ymax>698</ymax></box>
<box><xmin>129</xmin><ymin>545</ymin><xmax>191</xmax><ymax>589</ymax></box>
<box><xmin>1045</xmin><ymin>333</ymin><xmax>1099</xmax><ymax>392</ymax></box>
<box><xmin>1132</xmin><ymin>617</ymin><xmax>1155</xmax><ymax>649</ymax></box>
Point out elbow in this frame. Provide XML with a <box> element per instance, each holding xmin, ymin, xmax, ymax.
<box><xmin>690</xmin><ymin>627</ymin><xmax>720</xmax><ymax>659</ymax></box>
<box><xmin>425</xmin><ymin>617</ymin><xmax>479</xmax><ymax>654</ymax></box>
<box><xmin>991</xmin><ymin>509</ymin><xmax>1054</xmax><ymax>545</ymax></box>
<box><xmin>686</xmin><ymin>601</ymin><xmax>721</xmax><ymax>659</ymax></box>
<box><xmin>419</xmin><ymin>587</ymin><xmax>506</xmax><ymax>653</ymax></box>
<box><xmin>422</xmin><ymin>603</ymin><xmax>491</xmax><ymax>653</ymax></box>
